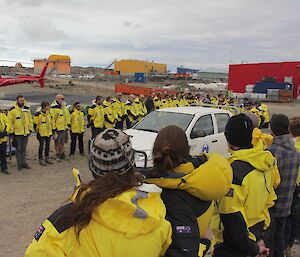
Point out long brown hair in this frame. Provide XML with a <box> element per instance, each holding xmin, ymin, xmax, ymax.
<box><xmin>151</xmin><ymin>125</ymin><xmax>190</xmax><ymax>177</ymax></box>
<box><xmin>59</xmin><ymin>172</ymin><xmax>145</xmax><ymax>239</ymax></box>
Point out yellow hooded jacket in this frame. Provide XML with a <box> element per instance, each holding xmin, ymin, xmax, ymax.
<box><xmin>25</xmin><ymin>184</ymin><xmax>172</xmax><ymax>257</ymax></box>
<box><xmin>147</xmin><ymin>153</ymin><xmax>233</xmax><ymax>257</ymax></box>
<box><xmin>153</xmin><ymin>97</ymin><xmax>162</xmax><ymax>110</ymax></box>
<box><xmin>34</xmin><ymin>110</ymin><xmax>53</xmax><ymax>137</ymax></box>
<box><xmin>70</xmin><ymin>108</ymin><xmax>85</xmax><ymax>134</ymax></box>
<box><xmin>88</xmin><ymin>104</ymin><xmax>104</xmax><ymax>129</ymax></box>
<box><xmin>0</xmin><ymin>112</ymin><xmax>11</xmax><ymax>144</ymax></box>
<box><xmin>252</xmin><ymin>128</ymin><xmax>273</xmax><ymax>149</ymax></box>
<box><xmin>50</xmin><ymin>101</ymin><xmax>70</xmax><ymax>132</ymax></box>
<box><xmin>8</xmin><ymin>103</ymin><xmax>33</xmax><ymax>136</ymax></box>
<box><xmin>103</xmin><ymin>101</ymin><xmax>116</xmax><ymax>128</ymax></box>
<box><xmin>112</xmin><ymin>99</ymin><xmax>125</xmax><ymax>122</ymax></box>
<box><xmin>211</xmin><ymin>147</ymin><xmax>278</xmax><ymax>257</ymax></box>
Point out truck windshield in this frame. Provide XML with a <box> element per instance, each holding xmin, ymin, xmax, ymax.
<box><xmin>134</xmin><ymin>111</ymin><xmax>194</xmax><ymax>133</ymax></box>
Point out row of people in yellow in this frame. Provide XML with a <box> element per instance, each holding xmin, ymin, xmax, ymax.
<box><xmin>87</xmin><ymin>94</ymin><xmax>148</xmax><ymax>138</ymax></box>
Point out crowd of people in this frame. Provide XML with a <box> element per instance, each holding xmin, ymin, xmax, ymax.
<box><xmin>0</xmin><ymin>91</ymin><xmax>270</xmax><ymax>175</ymax></box>
<box><xmin>1</xmin><ymin>91</ymin><xmax>299</xmax><ymax>257</ymax></box>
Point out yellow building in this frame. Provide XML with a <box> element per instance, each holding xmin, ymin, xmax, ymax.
<box><xmin>114</xmin><ymin>59</ymin><xmax>167</xmax><ymax>74</ymax></box>
<box><xmin>34</xmin><ymin>55</ymin><xmax>71</xmax><ymax>75</ymax></box>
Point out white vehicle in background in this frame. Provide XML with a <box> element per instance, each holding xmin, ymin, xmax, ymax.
<box><xmin>125</xmin><ymin>107</ymin><xmax>232</xmax><ymax>167</ymax></box>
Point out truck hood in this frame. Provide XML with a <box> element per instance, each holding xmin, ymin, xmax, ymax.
<box><xmin>125</xmin><ymin>129</ymin><xmax>158</xmax><ymax>152</ymax></box>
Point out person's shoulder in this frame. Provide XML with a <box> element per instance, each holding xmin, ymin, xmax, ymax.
<box><xmin>9</xmin><ymin>106</ymin><xmax>15</xmax><ymax>111</ymax></box>
<box><xmin>47</xmin><ymin>202</ymin><xmax>74</xmax><ymax>234</ymax></box>
<box><xmin>231</xmin><ymin>160</ymin><xmax>255</xmax><ymax>186</ymax></box>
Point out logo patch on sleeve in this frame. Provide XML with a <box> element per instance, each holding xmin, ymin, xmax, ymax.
<box><xmin>176</xmin><ymin>226</ymin><xmax>192</xmax><ymax>234</ymax></box>
<box><xmin>225</xmin><ymin>188</ymin><xmax>234</xmax><ymax>198</ymax></box>
<box><xmin>34</xmin><ymin>225</ymin><xmax>45</xmax><ymax>241</ymax></box>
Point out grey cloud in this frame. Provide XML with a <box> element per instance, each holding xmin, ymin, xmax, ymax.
<box><xmin>1</xmin><ymin>0</ymin><xmax>300</xmax><ymax>70</ymax></box>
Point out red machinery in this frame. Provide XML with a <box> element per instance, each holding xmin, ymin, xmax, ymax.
<box><xmin>0</xmin><ymin>61</ymin><xmax>49</xmax><ymax>88</ymax></box>
<box><xmin>115</xmin><ymin>84</ymin><xmax>178</xmax><ymax>97</ymax></box>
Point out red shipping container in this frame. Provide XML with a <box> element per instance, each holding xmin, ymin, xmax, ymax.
<box><xmin>228</xmin><ymin>62</ymin><xmax>300</xmax><ymax>98</ymax></box>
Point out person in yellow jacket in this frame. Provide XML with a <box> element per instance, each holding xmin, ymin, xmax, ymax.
<box><xmin>103</xmin><ymin>97</ymin><xmax>116</xmax><ymax>129</ymax></box>
<box><xmin>145</xmin><ymin>125</ymin><xmax>233</xmax><ymax>257</ymax></box>
<box><xmin>153</xmin><ymin>93</ymin><xmax>163</xmax><ymax>110</ymax></box>
<box><xmin>69</xmin><ymin>102</ymin><xmax>85</xmax><ymax>156</ymax></box>
<box><xmin>8</xmin><ymin>95</ymin><xmax>33</xmax><ymax>171</ymax></box>
<box><xmin>113</xmin><ymin>93</ymin><xmax>125</xmax><ymax>129</ymax></box>
<box><xmin>211</xmin><ymin>114</ymin><xmax>277</xmax><ymax>257</ymax></box>
<box><xmin>138</xmin><ymin>94</ymin><xmax>148</xmax><ymax>120</ymax></box>
<box><xmin>34</xmin><ymin>102</ymin><xmax>53</xmax><ymax>166</ymax></box>
<box><xmin>245</xmin><ymin>111</ymin><xmax>273</xmax><ymax>149</ymax></box>
<box><xmin>50</xmin><ymin>94</ymin><xmax>71</xmax><ymax>162</ymax></box>
<box><xmin>87</xmin><ymin>96</ymin><xmax>104</xmax><ymax>138</ymax></box>
<box><xmin>0</xmin><ymin>110</ymin><xmax>11</xmax><ymax>174</ymax></box>
<box><xmin>172</xmin><ymin>95</ymin><xmax>180</xmax><ymax>107</ymax></box>
<box><xmin>132</xmin><ymin>95</ymin><xmax>147</xmax><ymax>120</ymax></box>
<box><xmin>25</xmin><ymin>129</ymin><xmax>172</xmax><ymax>257</ymax></box>
<box><xmin>258</xmin><ymin>103</ymin><xmax>270</xmax><ymax>129</ymax></box>
<box><xmin>124</xmin><ymin>95</ymin><xmax>139</xmax><ymax>128</ymax></box>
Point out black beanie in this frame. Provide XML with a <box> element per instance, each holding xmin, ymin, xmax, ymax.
<box><xmin>225</xmin><ymin>114</ymin><xmax>254</xmax><ymax>148</ymax></box>
<box><xmin>270</xmin><ymin>114</ymin><xmax>290</xmax><ymax>136</ymax></box>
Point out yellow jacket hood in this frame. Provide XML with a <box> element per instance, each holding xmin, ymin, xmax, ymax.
<box><xmin>147</xmin><ymin>153</ymin><xmax>233</xmax><ymax>201</ymax></box>
<box><xmin>93</xmin><ymin>184</ymin><xmax>166</xmax><ymax>238</ymax></box>
<box><xmin>229</xmin><ymin>147</ymin><xmax>276</xmax><ymax>173</ymax></box>
<box><xmin>252</xmin><ymin>128</ymin><xmax>273</xmax><ymax>149</ymax></box>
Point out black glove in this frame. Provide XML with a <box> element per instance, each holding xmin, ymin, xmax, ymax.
<box><xmin>0</xmin><ymin>130</ymin><xmax>7</xmax><ymax>138</ymax></box>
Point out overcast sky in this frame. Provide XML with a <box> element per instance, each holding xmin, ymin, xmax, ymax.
<box><xmin>0</xmin><ymin>0</ymin><xmax>299</xmax><ymax>71</ymax></box>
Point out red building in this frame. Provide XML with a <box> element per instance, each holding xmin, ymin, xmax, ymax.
<box><xmin>228</xmin><ymin>62</ymin><xmax>300</xmax><ymax>98</ymax></box>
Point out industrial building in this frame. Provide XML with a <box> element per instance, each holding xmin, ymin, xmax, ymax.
<box><xmin>34</xmin><ymin>55</ymin><xmax>71</xmax><ymax>75</ymax></box>
<box><xmin>228</xmin><ymin>62</ymin><xmax>300</xmax><ymax>98</ymax></box>
<box><xmin>114</xmin><ymin>59</ymin><xmax>167</xmax><ymax>75</ymax></box>
<box><xmin>177</xmin><ymin>67</ymin><xmax>200</xmax><ymax>74</ymax></box>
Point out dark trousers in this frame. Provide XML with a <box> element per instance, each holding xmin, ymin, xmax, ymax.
<box><xmin>264</xmin><ymin>216</ymin><xmax>287</xmax><ymax>257</ymax></box>
<box><xmin>37</xmin><ymin>135</ymin><xmax>50</xmax><ymax>160</ymax></box>
<box><xmin>70</xmin><ymin>132</ymin><xmax>84</xmax><ymax>155</ymax></box>
<box><xmin>285</xmin><ymin>214</ymin><xmax>300</xmax><ymax>248</ymax></box>
<box><xmin>91</xmin><ymin>126</ymin><xmax>104</xmax><ymax>139</ymax></box>
<box><xmin>115</xmin><ymin>120</ymin><xmax>124</xmax><ymax>130</ymax></box>
<box><xmin>15</xmin><ymin>135</ymin><xmax>29</xmax><ymax>168</ymax></box>
<box><xmin>213</xmin><ymin>243</ymin><xmax>247</xmax><ymax>257</ymax></box>
<box><xmin>0</xmin><ymin>142</ymin><xmax>7</xmax><ymax>171</ymax></box>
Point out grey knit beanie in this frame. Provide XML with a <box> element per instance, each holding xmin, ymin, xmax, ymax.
<box><xmin>89</xmin><ymin>129</ymin><xmax>135</xmax><ymax>176</ymax></box>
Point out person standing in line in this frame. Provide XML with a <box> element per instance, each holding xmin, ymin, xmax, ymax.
<box><xmin>8</xmin><ymin>95</ymin><xmax>33</xmax><ymax>171</ymax></box>
<box><xmin>124</xmin><ymin>94</ymin><xmax>138</xmax><ymax>129</ymax></box>
<box><xmin>0</xmin><ymin>109</ymin><xmax>11</xmax><ymax>174</ymax></box>
<box><xmin>113</xmin><ymin>93</ymin><xmax>125</xmax><ymax>130</ymax></box>
<box><xmin>87</xmin><ymin>96</ymin><xmax>104</xmax><ymax>138</ymax></box>
<box><xmin>211</xmin><ymin>114</ymin><xmax>277</xmax><ymax>257</ymax></box>
<box><xmin>284</xmin><ymin>117</ymin><xmax>300</xmax><ymax>257</ymax></box>
<box><xmin>34</xmin><ymin>102</ymin><xmax>53</xmax><ymax>166</ymax></box>
<box><xmin>50</xmin><ymin>94</ymin><xmax>71</xmax><ymax>162</ymax></box>
<box><xmin>69</xmin><ymin>102</ymin><xmax>85</xmax><ymax>156</ymax></box>
<box><xmin>265</xmin><ymin>114</ymin><xmax>300</xmax><ymax>257</ymax></box>
<box><xmin>144</xmin><ymin>94</ymin><xmax>155</xmax><ymax>113</ymax></box>
<box><xmin>103</xmin><ymin>97</ymin><xmax>116</xmax><ymax>129</ymax></box>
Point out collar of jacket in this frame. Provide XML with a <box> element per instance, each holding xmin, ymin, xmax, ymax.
<box><xmin>229</xmin><ymin>146</ymin><xmax>277</xmax><ymax>173</ymax></box>
<box><xmin>147</xmin><ymin>153</ymin><xmax>233</xmax><ymax>201</ymax></box>
<box><xmin>51</xmin><ymin>100</ymin><xmax>62</xmax><ymax>108</ymax></box>
<box><xmin>272</xmin><ymin>134</ymin><xmax>295</xmax><ymax>150</ymax></box>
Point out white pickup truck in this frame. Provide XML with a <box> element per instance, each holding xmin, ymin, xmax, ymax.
<box><xmin>125</xmin><ymin>107</ymin><xmax>232</xmax><ymax>167</ymax></box>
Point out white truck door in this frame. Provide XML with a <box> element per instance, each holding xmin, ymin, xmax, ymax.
<box><xmin>189</xmin><ymin>114</ymin><xmax>216</xmax><ymax>156</ymax></box>
<box><xmin>212</xmin><ymin>113</ymin><xmax>231</xmax><ymax>156</ymax></box>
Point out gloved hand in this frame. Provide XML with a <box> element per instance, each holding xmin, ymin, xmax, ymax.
<box><xmin>0</xmin><ymin>131</ymin><xmax>7</xmax><ymax>138</ymax></box>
